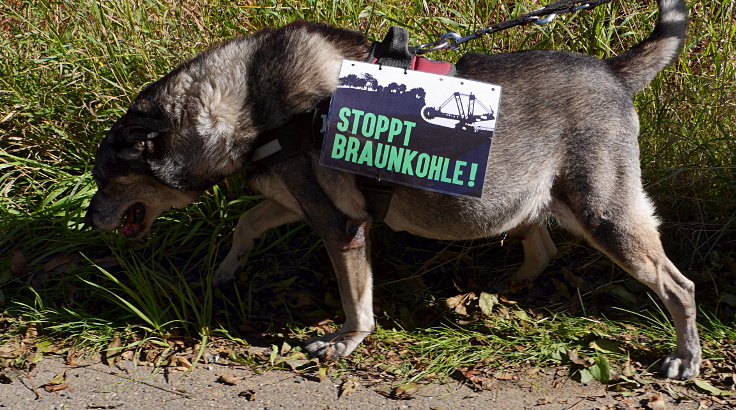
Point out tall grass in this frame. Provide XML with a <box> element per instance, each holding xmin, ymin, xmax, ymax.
<box><xmin>1</xmin><ymin>0</ymin><xmax>734</xmax><ymax>378</ymax></box>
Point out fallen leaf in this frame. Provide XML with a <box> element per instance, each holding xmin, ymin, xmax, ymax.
<box><xmin>65</xmin><ymin>350</ymin><xmax>79</xmax><ymax>366</ymax></box>
<box><xmin>494</xmin><ymin>372</ymin><xmax>514</xmax><ymax>380</ymax></box>
<box><xmin>282</xmin><ymin>358</ymin><xmax>312</xmax><ymax>371</ymax></box>
<box><xmin>577</xmin><ymin>368</ymin><xmax>593</xmax><ymax>385</ymax></box>
<box><xmin>622</xmin><ymin>355</ymin><xmax>636</xmax><ymax>377</ymax></box>
<box><xmin>318</xmin><ymin>362</ymin><xmax>330</xmax><ymax>382</ymax></box>
<box><xmin>514</xmin><ymin>310</ymin><xmax>531</xmax><ymax>321</ymax></box>
<box><xmin>26</xmin><ymin>346</ymin><xmax>44</xmax><ymax>368</ymax></box>
<box><xmin>280</xmin><ymin>341</ymin><xmax>292</xmax><ymax>356</ymax></box>
<box><xmin>268</xmin><ymin>344</ymin><xmax>278</xmax><ymax>365</ymax></box>
<box><xmin>238</xmin><ymin>389</ymin><xmax>256</xmax><ymax>401</ymax></box>
<box><xmin>48</xmin><ymin>369</ymin><xmax>67</xmax><ymax>386</ymax></box>
<box><xmin>446</xmin><ymin>292</ymin><xmax>476</xmax><ymax>315</ymax></box>
<box><xmin>458</xmin><ymin>367</ymin><xmax>495</xmax><ymax>390</ymax></box>
<box><xmin>217</xmin><ymin>373</ymin><xmax>240</xmax><ymax>385</ymax></box>
<box><xmin>391</xmin><ymin>383</ymin><xmax>420</xmax><ymax>400</ymax></box>
<box><xmin>104</xmin><ymin>333</ymin><xmax>122</xmax><ymax>366</ymax></box>
<box><xmin>478</xmin><ymin>292</ymin><xmax>498</xmax><ymax>316</ymax></box>
<box><xmin>0</xmin><ymin>373</ymin><xmax>11</xmax><ymax>384</ymax></box>
<box><xmin>35</xmin><ymin>340</ymin><xmax>55</xmax><ymax>354</ymax></box>
<box><xmin>175</xmin><ymin>356</ymin><xmax>193</xmax><ymax>369</ymax></box>
<box><xmin>10</xmin><ymin>250</ymin><xmax>28</xmax><ymax>277</ymax></box>
<box><xmin>692</xmin><ymin>378</ymin><xmax>733</xmax><ymax>397</ymax></box>
<box><xmin>566</xmin><ymin>349</ymin><xmax>590</xmax><ymax>366</ymax></box>
<box><xmin>536</xmin><ymin>397</ymin><xmax>553</xmax><ymax>405</ymax></box>
<box><xmin>88</xmin><ymin>403</ymin><xmax>120</xmax><ymax>409</ymax></box>
<box><xmin>43</xmin><ymin>383</ymin><xmax>69</xmax><ymax>392</ymax></box>
<box><xmin>24</xmin><ymin>323</ymin><xmax>38</xmax><ymax>340</ymax></box>
<box><xmin>646</xmin><ymin>392</ymin><xmax>666</xmax><ymax>410</ymax></box>
<box><xmin>498</xmin><ymin>295</ymin><xmax>518</xmax><ymax>305</ymax></box>
<box><xmin>339</xmin><ymin>377</ymin><xmax>360</xmax><ymax>399</ymax></box>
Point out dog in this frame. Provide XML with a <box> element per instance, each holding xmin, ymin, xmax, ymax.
<box><xmin>85</xmin><ymin>0</ymin><xmax>700</xmax><ymax>379</ymax></box>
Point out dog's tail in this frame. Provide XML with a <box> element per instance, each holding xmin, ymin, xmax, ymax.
<box><xmin>605</xmin><ymin>0</ymin><xmax>688</xmax><ymax>94</ymax></box>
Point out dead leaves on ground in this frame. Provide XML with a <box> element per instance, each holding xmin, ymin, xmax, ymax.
<box><xmin>445</xmin><ymin>291</ymin><xmax>536</xmax><ymax>324</ymax></box>
<box><xmin>0</xmin><ymin>322</ymin><xmax>61</xmax><ymax>371</ymax></box>
<box><xmin>238</xmin><ymin>389</ymin><xmax>256</xmax><ymax>401</ymax></box>
<box><xmin>217</xmin><ymin>373</ymin><xmax>241</xmax><ymax>386</ymax></box>
<box><xmin>41</xmin><ymin>369</ymin><xmax>69</xmax><ymax>392</ymax></box>
<box><xmin>390</xmin><ymin>382</ymin><xmax>420</xmax><ymax>399</ymax></box>
<box><xmin>339</xmin><ymin>376</ymin><xmax>360</xmax><ymax>398</ymax></box>
<box><xmin>458</xmin><ymin>365</ymin><xmax>517</xmax><ymax>391</ymax></box>
<box><xmin>104</xmin><ymin>333</ymin><xmax>122</xmax><ymax>367</ymax></box>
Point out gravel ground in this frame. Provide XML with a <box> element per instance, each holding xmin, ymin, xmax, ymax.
<box><xmin>0</xmin><ymin>355</ymin><xmax>708</xmax><ymax>409</ymax></box>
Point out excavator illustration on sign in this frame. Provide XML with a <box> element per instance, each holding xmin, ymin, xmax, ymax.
<box><xmin>422</xmin><ymin>92</ymin><xmax>495</xmax><ymax>132</ymax></box>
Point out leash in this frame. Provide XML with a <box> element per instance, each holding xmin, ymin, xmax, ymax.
<box><xmin>418</xmin><ymin>0</ymin><xmax>614</xmax><ymax>53</ymax></box>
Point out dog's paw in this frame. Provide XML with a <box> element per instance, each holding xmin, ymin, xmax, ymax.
<box><xmin>211</xmin><ymin>263</ymin><xmax>238</xmax><ymax>287</ymax></box>
<box><xmin>304</xmin><ymin>330</ymin><xmax>370</xmax><ymax>362</ymax></box>
<box><xmin>661</xmin><ymin>353</ymin><xmax>701</xmax><ymax>380</ymax></box>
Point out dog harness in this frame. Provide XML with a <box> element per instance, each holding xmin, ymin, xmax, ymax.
<box><xmin>250</xmin><ymin>26</ymin><xmax>455</xmax><ymax>222</ymax></box>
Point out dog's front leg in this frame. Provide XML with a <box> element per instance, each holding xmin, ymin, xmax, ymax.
<box><xmin>213</xmin><ymin>200</ymin><xmax>301</xmax><ymax>286</ymax></box>
<box><xmin>276</xmin><ymin>163</ymin><xmax>374</xmax><ymax>361</ymax></box>
<box><xmin>305</xmin><ymin>219</ymin><xmax>374</xmax><ymax>361</ymax></box>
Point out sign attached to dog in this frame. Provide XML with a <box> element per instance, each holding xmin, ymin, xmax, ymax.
<box><xmin>320</xmin><ymin>60</ymin><xmax>501</xmax><ymax>198</ymax></box>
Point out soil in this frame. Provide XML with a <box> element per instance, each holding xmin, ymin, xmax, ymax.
<box><xmin>0</xmin><ymin>355</ymin><xmax>712</xmax><ymax>409</ymax></box>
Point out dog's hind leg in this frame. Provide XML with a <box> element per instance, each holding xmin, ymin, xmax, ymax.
<box><xmin>508</xmin><ymin>224</ymin><xmax>557</xmax><ymax>288</ymax></box>
<box><xmin>213</xmin><ymin>200</ymin><xmax>301</xmax><ymax>286</ymax></box>
<box><xmin>552</xmin><ymin>189</ymin><xmax>701</xmax><ymax>380</ymax></box>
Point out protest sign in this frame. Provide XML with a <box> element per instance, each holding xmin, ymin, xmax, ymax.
<box><xmin>320</xmin><ymin>60</ymin><xmax>501</xmax><ymax>198</ymax></box>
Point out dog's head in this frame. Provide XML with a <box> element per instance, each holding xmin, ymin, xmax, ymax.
<box><xmin>85</xmin><ymin>83</ymin><xmax>203</xmax><ymax>238</ymax></box>
<box><xmin>85</xmin><ymin>53</ymin><xmax>253</xmax><ymax>237</ymax></box>
<box><xmin>85</xmin><ymin>22</ymin><xmax>368</xmax><ymax>238</ymax></box>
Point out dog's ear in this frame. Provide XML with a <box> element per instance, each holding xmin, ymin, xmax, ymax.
<box><xmin>116</xmin><ymin>125</ymin><xmax>158</xmax><ymax>160</ymax></box>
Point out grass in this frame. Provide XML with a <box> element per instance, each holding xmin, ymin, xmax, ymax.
<box><xmin>1</xmin><ymin>0</ymin><xmax>735</xmax><ymax>393</ymax></box>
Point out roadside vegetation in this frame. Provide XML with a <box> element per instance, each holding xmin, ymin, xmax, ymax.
<box><xmin>1</xmin><ymin>0</ymin><xmax>734</xmax><ymax>403</ymax></box>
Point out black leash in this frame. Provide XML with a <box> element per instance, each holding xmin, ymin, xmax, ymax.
<box><xmin>418</xmin><ymin>0</ymin><xmax>614</xmax><ymax>53</ymax></box>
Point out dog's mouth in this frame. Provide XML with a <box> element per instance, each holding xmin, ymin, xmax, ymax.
<box><xmin>119</xmin><ymin>202</ymin><xmax>146</xmax><ymax>237</ymax></box>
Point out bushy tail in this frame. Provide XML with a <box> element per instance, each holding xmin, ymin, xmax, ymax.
<box><xmin>605</xmin><ymin>0</ymin><xmax>688</xmax><ymax>94</ymax></box>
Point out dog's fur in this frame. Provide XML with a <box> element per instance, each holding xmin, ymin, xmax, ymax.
<box><xmin>86</xmin><ymin>0</ymin><xmax>700</xmax><ymax>379</ymax></box>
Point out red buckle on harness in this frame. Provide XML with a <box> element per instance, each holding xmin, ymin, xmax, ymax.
<box><xmin>411</xmin><ymin>56</ymin><xmax>454</xmax><ymax>75</ymax></box>
<box><xmin>370</xmin><ymin>55</ymin><xmax>454</xmax><ymax>75</ymax></box>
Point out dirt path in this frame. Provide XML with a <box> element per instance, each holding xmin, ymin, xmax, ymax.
<box><xmin>0</xmin><ymin>355</ymin><xmax>711</xmax><ymax>409</ymax></box>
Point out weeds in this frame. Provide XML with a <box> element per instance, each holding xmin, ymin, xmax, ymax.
<box><xmin>1</xmin><ymin>0</ymin><xmax>734</xmax><ymax>389</ymax></box>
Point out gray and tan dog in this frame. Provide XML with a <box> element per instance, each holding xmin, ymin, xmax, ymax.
<box><xmin>86</xmin><ymin>0</ymin><xmax>700</xmax><ymax>379</ymax></box>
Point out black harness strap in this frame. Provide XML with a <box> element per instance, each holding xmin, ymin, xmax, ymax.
<box><xmin>367</xmin><ymin>26</ymin><xmax>416</xmax><ymax>70</ymax></box>
<box><xmin>248</xmin><ymin>104</ymin><xmax>327</xmax><ymax>170</ymax></box>
<box><xmin>354</xmin><ymin>26</ymin><xmax>421</xmax><ymax>222</ymax></box>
